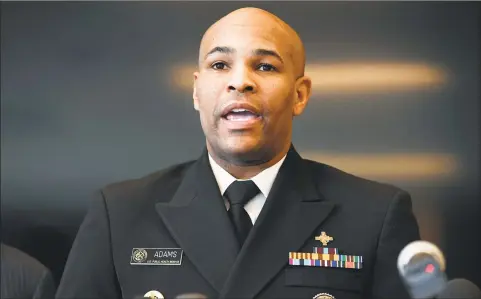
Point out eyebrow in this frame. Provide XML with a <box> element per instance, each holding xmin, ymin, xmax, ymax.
<box><xmin>205</xmin><ymin>46</ymin><xmax>235</xmax><ymax>58</ymax></box>
<box><xmin>204</xmin><ymin>46</ymin><xmax>284</xmax><ymax>63</ymax></box>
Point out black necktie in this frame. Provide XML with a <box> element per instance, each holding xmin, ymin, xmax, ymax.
<box><xmin>224</xmin><ymin>180</ymin><xmax>260</xmax><ymax>248</ymax></box>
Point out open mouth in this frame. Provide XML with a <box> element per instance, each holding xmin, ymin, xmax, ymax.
<box><xmin>222</xmin><ymin>108</ymin><xmax>261</xmax><ymax>121</ymax></box>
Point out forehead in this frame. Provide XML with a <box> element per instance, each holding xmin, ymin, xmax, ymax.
<box><xmin>201</xmin><ymin>22</ymin><xmax>294</xmax><ymax>60</ymax></box>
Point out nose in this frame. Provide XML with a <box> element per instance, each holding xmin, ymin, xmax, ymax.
<box><xmin>227</xmin><ymin>66</ymin><xmax>256</xmax><ymax>94</ymax></box>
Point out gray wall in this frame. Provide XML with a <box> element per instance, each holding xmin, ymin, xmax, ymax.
<box><xmin>1</xmin><ymin>1</ymin><xmax>480</xmax><ymax>287</ymax></box>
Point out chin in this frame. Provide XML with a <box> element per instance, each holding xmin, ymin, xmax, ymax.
<box><xmin>224</xmin><ymin>135</ymin><xmax>261</xmax><ymax>153</ymax></box>
<box><xmin>220</xmin><ymin>139</ymin><xmax>274</xmax><ymax>165</ymax></box>
<box><xmin>207</xmin><ymin>134</ymin><xmax>273</xmax><ymax>163</ymax></box>
<box><xmin>223</xmin><ymin>145</ymin><xmax>259</xmax><ymax>158</ymax></box>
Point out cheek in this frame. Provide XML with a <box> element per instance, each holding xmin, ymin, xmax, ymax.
<box><xmin>196</xmin><ymin>79</ymin><xmax>226</xmax><ymax>127</ymax></box>
<box><xmin>196</xmin><ymin>77</ymin><xmax>225</xmax><ymax>109</ymax></box>
<box><xmin>262</xmin><ymin>82</ymin><xmax>295</xmax><ymax>115</ymax></box>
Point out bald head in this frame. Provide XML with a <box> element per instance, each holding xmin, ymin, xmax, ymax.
<box><xmin>198</xmin><ymin>7</ymin><xmax>306</xmax><ymax>77</ymax></box>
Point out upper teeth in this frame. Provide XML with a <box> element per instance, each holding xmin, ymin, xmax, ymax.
<box><xmin>232</xmin><ymin>109</ymin><xmax>249</xmax><ymax>113</ymax></box>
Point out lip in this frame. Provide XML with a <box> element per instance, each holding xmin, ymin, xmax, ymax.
<box><xmin>220</xmin><ymin>102</ymin><xmax>261</xmax><ymax>118</ymax></box>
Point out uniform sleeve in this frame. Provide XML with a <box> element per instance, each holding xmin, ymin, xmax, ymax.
<box><xmin>369</xmin><ymin>190</ymin><xmax>421</xmax><ymax>298</ymax></box>
<box><xmin>56</xmin><ymin>191</ymin><xmax>121</xmax><ymax>299</ymax></box>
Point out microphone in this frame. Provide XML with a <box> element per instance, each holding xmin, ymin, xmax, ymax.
<box><xmin>437</xmin><ymin>279</ymin><xmax>481</xmax><ymax>299</ymax></box>
<box><xmin>397</xmin><ymin>240</ymin><xmax>448</xmax><ymax>299</ymax></box>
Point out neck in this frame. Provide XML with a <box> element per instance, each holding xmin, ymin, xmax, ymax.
<box><xmin>208</xmin><ymin>143</ymin><xmax>290</xmax><ymax>180</ymax></box>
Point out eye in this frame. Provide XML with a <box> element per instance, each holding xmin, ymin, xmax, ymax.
<box><xmin>211</xmin><ymin>62</ymin><xmax>228</xmax><ymax>70</ymax></box>
<box><xmin>257</xmin><ymin>63</ymin><xmax>276</xmax><ymax>72</ymax></box>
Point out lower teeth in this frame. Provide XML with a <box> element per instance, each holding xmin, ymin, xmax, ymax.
<box><xmin>226</xmin><ymin>114</ymin><xmax>257</xmax><ymax>121</ymax></box>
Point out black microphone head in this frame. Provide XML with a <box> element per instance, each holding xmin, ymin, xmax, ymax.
<box><xmin>437</xmin><ymin>279</ymin><xmax>481</xmax><ymax>299</ymax></box>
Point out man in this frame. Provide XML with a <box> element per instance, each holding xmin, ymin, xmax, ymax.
<box><xmin>57</xmin><ymin>7</ymin><xmax>420</xmax><ymax>299</ymax></box>
<box><xmin>1</xmin><ymin>243</ymin><xmax>57</xmax><ymax>299</ymax></box>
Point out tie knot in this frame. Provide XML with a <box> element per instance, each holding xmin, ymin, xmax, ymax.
<box><xmin>224</xmin><ymin>180</ymin><xmax>260</xmax><ymax>206</ymax></box>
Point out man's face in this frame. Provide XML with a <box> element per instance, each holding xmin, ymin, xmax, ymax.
<box><xmin>193</xmin><ymin>17</ymin><xmax>309</xmax><ymax>165</ymax></box>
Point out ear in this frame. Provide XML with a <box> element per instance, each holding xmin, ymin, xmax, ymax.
<box><xmin>193</xmin><ymin>71</ymin><xmax>200</xmax><ymax>111</ymax></box>
<box><xmin>292</xmin><ymin>75</ymin><xmax>312</xmax><ymax>116</ymax></box>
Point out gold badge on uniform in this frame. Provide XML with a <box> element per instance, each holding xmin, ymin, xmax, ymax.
<box><xmin>144</xmin><ymin>290</ymin><xmax>164</xmax><ymax>299</ymax></box>
<box><xmin>313</xmin><ymin>293</ymin><xmax>335</xmax><ymax>299</ymax></box>
<box><xmin>315</xmin><ymin>231</ymin><xmax>333</xmax><ymax>246</ymax></box>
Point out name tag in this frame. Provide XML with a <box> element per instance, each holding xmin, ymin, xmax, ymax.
<box><xmin>130</xmin><ymin>248</ymin><xmax>183</xmax><ymax>265</ymax></box>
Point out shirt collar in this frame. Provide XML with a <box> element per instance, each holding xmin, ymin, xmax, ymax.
<box><xmin>208</xmin><ymin>153</ymin><xmax>287</xmax><ymax>198</ymax></box>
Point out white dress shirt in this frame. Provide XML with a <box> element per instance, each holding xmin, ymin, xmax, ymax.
<box><xmin>208</xmin><ymin>153</ymin><xmax>287</xmax><ymax>225</ymax></box>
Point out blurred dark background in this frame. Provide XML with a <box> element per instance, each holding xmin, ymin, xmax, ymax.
<box><xmin>1</xmin><ymin>1</ymin><xmax>480</xmax><ymax>288</ymax></box>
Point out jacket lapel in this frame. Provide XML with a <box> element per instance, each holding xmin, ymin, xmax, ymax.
<box><xmin>221</xmin><ymin>146</ymin><xmax>335</xmax><ymax>299</ymax></box>
<box><xmin>155</xmin><ymin>149</ymin><xmax>239</xmax><ymax>293</ymax></box>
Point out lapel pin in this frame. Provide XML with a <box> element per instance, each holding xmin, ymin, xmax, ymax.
<box><xmin>313</xmin><ymin>293</ymin><xmax>335</xmax><ymax>299</ymax></box>
<box><xmin>144</xmin><ymin>290</ymin><xmax>164</xmax><ymax>299</ymax></box>
<box><xmin>315</xmin><ymin>231</ymin><xmax>333</xmax><ymax>246</ymax></box>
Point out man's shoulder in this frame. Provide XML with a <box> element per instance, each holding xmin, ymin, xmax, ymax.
<box><xmin>99</xmin><ymin>159</ymin><xmax>196</xmax><ymax>204</ymax></box>
<box><xmin>302</xmin><ymin>158</ymin><xmax>407</xmax><ymax>202</ymax></box>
